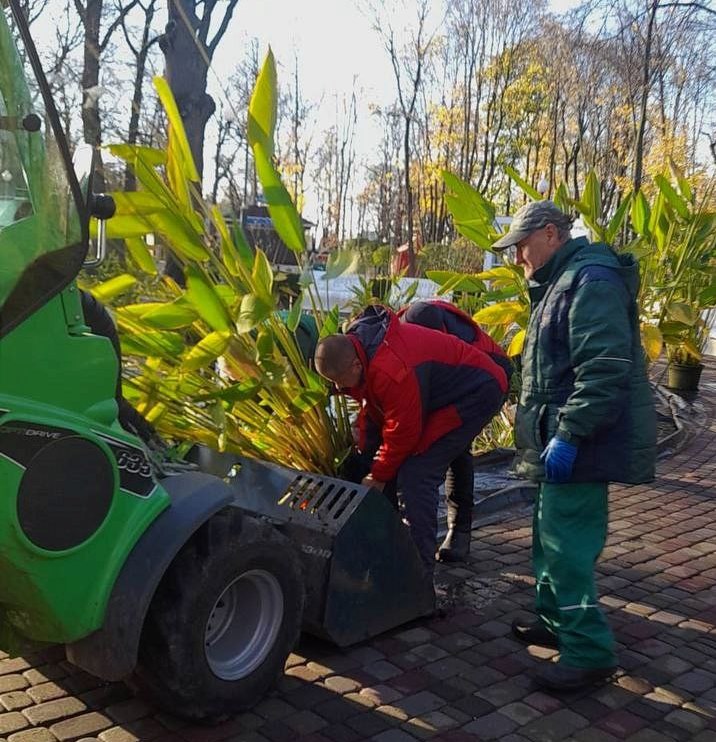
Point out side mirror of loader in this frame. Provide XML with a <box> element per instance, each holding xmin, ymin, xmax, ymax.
<box><xmin>74</xmin><ymin>143</ymin><xmax>116</xmax><ymax>268</ymax></box>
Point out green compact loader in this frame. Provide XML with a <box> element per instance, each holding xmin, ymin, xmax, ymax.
<box><xmin>0</xmin><ymin>1</ymin><xmax>433</xmax><ymax>722</ymax></box>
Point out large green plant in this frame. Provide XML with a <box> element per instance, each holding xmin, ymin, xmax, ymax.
<box><xmin>87</xmin><ymin>56</ymin><xmax>352</xmax><ymax>474</ymax></box>
<box><xmin>630</xmin><ymin>176</ymin><xmax>716</xmax><ymax>366</ymax></box>
<box><xmin>438</xmin><ymin>167</ymin><xmax>716</xmax><ymax>371</ymax></box>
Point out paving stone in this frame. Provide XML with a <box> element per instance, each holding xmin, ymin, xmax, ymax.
<box><xmin>476</xmin><ymin>679</ymin><xmax>528</xmax><ymax>706</ymax></box>
<box><xmin>423</xmin><ymin>656</ymin><xmax>472</xmax><ymax>680</ymax></box>
<box><xmin>359</xmin><ymin>684</ymin><xmax>403</xmax><ymax>706</ymax></box>
<box><xmin>522</xmin><ymin>709</ymin><xmax>589</xmax><ymax>741</ymax></box>
<box><xmin>362</xmin><ymin>661</ymin><xmax>402</xmax><ymax>681</ymax></box>
<box><xmin>254</xmin><ymin>698</ymin><xmax>297</xmax><ymax>720</ymax></box>
<box><xmin>410</xmin><ymin>644</ymin><xmax>449</xmax><ymax>663</ymax></box>
<box><xmin>98</xmin><ymin>727</ymin><xmax>141</xmax><ymax>742</ymax></box>
<box><xmin>23</xmin><ymin>698</ymin><xmax>88</xmax><ymax>726</ymax></box>
<box><xmin>393</xmin><ymin>628</ymin><xmax>433</xmax><ymax>645</ymax></box>
<box><xmin>451</xmin><ymin>693</ymin><xmax>494</xmax><ymax>719</ymax></box>
<box><xmin>672</xmin><ymin>670</ymin><xmax>715</xmax><ymax>694</ymax></box>
<box><xmin>322</xmin><ymin>675</ymin><xmax>361</xmax><ymax>694</ymax></box>
<box><xmin>622</xmin><ymin>730</ymin><xmax>678</xmax><ymax>742</ymax></box>
<box><xmin>7</xmin><ymin>729</ymin><xmax>58</xmax><ymax>742</ymax></box>
<box><xmin>103</xmin><ymin>699</ymin><xmax>151</xmax><ymax>725</ymax></box>
<box><xmin>393</xmin><ymin>691</ymin><xmax>444</xmax><ymax>717</ymax></box>
<box><xmin>372</xmin><ymin>730</ymin><xmax>419</xmax><ymax>742</ymax></box>
<box><xmin>572</xmin><ymin>729</ymin><xmax>620</xmax><ymax>742</ymax></box>
<box><xmin>1</xmin><ymin>691</ymin><xmax>34</xmax><ymax>711</ymax></box>
<box><xmin>0</xmin><ymin>659</ymin><xmax>31</xmax><ymax>677</ymax></box>
<box><xmin>596</xmin><ymin>709</ymin><xmax>648</xmax><ymax>737</ymax></box>
<box><xmin>284</xmin><ymin>710</ymin><xmax>327</xmax><ymax>735</ymax></box>
<box><xmin>321</xmin><ymin>723</ymin><xmax>361</xmax><ymax>742</ymax></box>
<box><xmin>0</xmin><ymin>711</ymin><xmax>31</xmax><ymax>735</ymax></box>
<box><xmin>344</xmin><ymin>710</ymin><xmax>391</xmax><ymax>737</ymax></box>
<box><xmin>49</xmin><ymin>713</ymin><xmax>112</xmax><ymax>742</ymax></box>
<box><xmin>26</xmin><ymin>683</ymin><xmax>68</xmax><ymax>705</ymax></box>
<box><xmin>663</xmin><ymin>708</ymin><xmax>709</xmax><ymax>733</ymax></box>
<box><xmin>462</xmin><ymin>711</ymin><xmax>518</xmax><ymax>739</ymax></box>
<box><xmin>499</xmin><ymin>701</ymin><xmax>542</xmax><ymax>725</ymax></box>
<box><xmin>0</xmin><ymin>675</ymin><xmax>30</xmax><ymax>694</ymax></box>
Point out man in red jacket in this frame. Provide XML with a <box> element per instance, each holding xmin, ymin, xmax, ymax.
<box><xmin>401</xmin><ymin>300</ymin><xmax>512</xmax><ymax>562</ymax></box>
<box><xmin>314</xmin><ymin>305</ymin><xmax>507</xmax><ymax>572</ymax></box>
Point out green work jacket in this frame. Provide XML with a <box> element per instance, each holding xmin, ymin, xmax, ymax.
<box><xmin>514</xmin><ymin>236</ymin><xmax>656</xmax><ymax>484</ymax></box>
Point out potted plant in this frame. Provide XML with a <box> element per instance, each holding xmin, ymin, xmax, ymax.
<box><xmin>663</xmin><ymin>306</ymin><xmax>713</xmax><ymax>391</ymax></box>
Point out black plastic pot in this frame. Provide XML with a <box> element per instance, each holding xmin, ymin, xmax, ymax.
<box><xmin>667</xmin><ymin>362</ymin><xmax>704</xmax><ymax>392</ymax></box>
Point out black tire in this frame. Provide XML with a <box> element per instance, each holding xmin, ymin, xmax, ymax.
<box><xmin>132</xmin><ymin>508</ymin><xmax>304</xmax><ymax>722</ymax></box>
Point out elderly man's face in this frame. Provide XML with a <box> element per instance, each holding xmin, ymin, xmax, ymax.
<box><xmin>514</xmin><ymin>223</ymin><xmax>562</xmax><ymax>280</ymax></box>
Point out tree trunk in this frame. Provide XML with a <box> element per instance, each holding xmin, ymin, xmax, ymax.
<box><xmin>633</xmin><ymin>0</ymin><xmax>659</xmax><ymax>194</ymax></box>
<box><xmin>160</xmin><ymin>0</ymin><xmax>216</xmax><ymax>182</ymax></box>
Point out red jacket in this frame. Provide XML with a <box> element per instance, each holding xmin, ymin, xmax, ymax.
<box><xmin>345</xmin><ymin>306</ymin><xmax>507</xmax><ymax>482</ymax></box>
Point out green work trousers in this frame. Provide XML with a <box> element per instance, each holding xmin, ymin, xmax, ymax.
<box><xmin>533</xmin><ymin>481</ymin><xmax>616</xmax><ymax>669</ymax></box>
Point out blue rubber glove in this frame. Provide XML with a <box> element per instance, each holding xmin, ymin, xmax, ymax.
<box><xmin>540</xmin><ymin>436</ymin><xmax>578</xmax><ymax>483</ymax></box>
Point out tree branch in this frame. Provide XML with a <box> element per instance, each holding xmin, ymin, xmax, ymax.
<box><xmin>207</xmin><ymin>0</ymin><xmax>240</xmax><ymax>57</ymax></box>
<box><xmin>100</xmin><ymin>0</ymin><xmax>140</xmax><ymax>52</ymax></box>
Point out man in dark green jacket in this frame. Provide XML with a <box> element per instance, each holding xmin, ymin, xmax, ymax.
<box><xmin>492</xmin><ymin>200</ymin><xmax>656</xmax><ymax>691</ymax></box>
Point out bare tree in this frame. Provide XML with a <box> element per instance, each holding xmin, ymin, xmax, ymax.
<box><xmin>158</xmin><ymin>0</ymin><xmax>240</xmax><ymax>183</ymax></box>
<box><xmin>371</xmin><ymin>0</ymin><xmax>435</xmax><ymax>275</ymax></box>
<box><xmin>119</xmin><ymin>0</ymin><xmax>159</xmax><ymax>191</ymax></box>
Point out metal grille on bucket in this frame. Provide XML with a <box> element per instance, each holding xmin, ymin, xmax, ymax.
<box><xmin>278</xmin><ymin>475</ymin><xmax>359</xmax><ymax>523</ymax></box>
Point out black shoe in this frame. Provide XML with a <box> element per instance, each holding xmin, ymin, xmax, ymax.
<box><xmin>437</xmin><ymin>528</ymin><xmax>471</xmax><ymax>562</ymax></box>
<box><xmin>534</xmin><ymin>662</ymin><xmax>617</xmax><ymax>691</ymax></box>
<box><xmin>511</xmin><ymin>617</ymin><xmax>559</xmax><ymax>648</ymax></box>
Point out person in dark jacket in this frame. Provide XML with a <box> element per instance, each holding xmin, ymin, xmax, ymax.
<box><xmin>400</xmin><ymin>300</ymin><xmax>512</xmax><ymax>562</ymax></box>
<box><xmin>491</xmin><ymin>200</ymin><xmax>656</xmax><ymax>691</ymax></box>
<box><xmin>314</xmin><ymin>305</ymin><xmax>508</xmax><ymax>573</ymax></box>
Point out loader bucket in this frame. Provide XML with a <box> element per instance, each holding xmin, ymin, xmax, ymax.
<box><xmin>231</xmin><ymin>458</ymin><xmax>435</xmax><ymax>646</ymax></box>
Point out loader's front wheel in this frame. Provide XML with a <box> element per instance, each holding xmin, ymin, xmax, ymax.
<box><xmin>133</xmin><ymin>509</ymin><xmax>304</xmax><ymax>722</ymax></box>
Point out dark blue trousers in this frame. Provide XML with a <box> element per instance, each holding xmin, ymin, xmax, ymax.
<box><xmin>397</xmin><ymin>381</ymin><xmax>504</xmax><ymax>568</ymax></box>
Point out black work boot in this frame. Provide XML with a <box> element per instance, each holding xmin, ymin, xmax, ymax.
<box><xmin>511</xmin><ymin>617</ymin><xmax>559</xmax><ymax>648</ymax></box>
<box><xmin>437</xmin><ymin>526</ymin><xmax>471</xmax><ymax>562</ymax></box>
<box><xmin>534</xmin><ymin>661</ymin><xmax>617</xmax><ymax>691</ymax></box>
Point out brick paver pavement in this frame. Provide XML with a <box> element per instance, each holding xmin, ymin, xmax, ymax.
<box><xmin>2</xmin><ymin>363</ymin><xmax>715</xmax><ymax>742</ymax></box>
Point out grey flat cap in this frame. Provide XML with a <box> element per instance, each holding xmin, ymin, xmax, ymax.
<box><xmin>492</xmin><ymin>200</ymin><xmax>573</xmax><ymax>250</ymax></box>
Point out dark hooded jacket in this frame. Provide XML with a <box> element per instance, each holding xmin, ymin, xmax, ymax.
<box><xmin>400</xmin><ymin>299</ymin><xmax>513</xmax><ymax>383</ymax></box>
<box><xmin>515</xmin><ymin>237</ymin><xmax>656</xmax><ymax>483</ymax></box>
<box><xmin>345</xmin><ymin>306</ymin><xmax>508</xmax><ymax>482</ymax></box>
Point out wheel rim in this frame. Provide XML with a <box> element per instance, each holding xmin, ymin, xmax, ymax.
<box><xmin>204</xmin><ymin>569</ymin><xmax>284</xmax><ymax>681</ymax></box>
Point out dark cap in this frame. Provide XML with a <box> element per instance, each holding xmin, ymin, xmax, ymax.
<box><xmin>492</xmin><ymin>200</ymin><xmax>573</xmax><ymax>251</ymax></box>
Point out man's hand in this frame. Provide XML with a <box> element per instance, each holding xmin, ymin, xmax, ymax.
<box><xmin>540</xmin><ymin>436</ymin><xmax>578</xmax><ymax>483</ymax></box>
<box><xmin>361</xmin><ymin>474</ymin><xmax>385</xmax><ymax>491</ymax></box>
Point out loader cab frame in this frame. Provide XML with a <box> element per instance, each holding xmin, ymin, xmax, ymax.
<box><xmin>0</xmin><ymin>0</ymin><xmax>89</xmax><ymax>338</ymax></box>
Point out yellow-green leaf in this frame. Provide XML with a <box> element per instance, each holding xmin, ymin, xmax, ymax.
<box><xmin>90</xmin><ymin>274</ymin><xmax>137</xmax><ymax>302</ymax></box>
<box><xmin>504</xmin><ymin>166</ymin><xmax>542</xmax><ymax>200</ymax></box>
<box><xmin>153</xmin><ymin>76</ymin><xmax>199</xmax><ymax>182</ymax></box>
<box><xmin>141</xmin><ymin>301</ymin><xmax>198</xmax><ymax>329</ymax></box>
<box><xmin>473</xmin><ymin>301</ymin><xmax>524</xmax><ymax>325</ymax></box>
<box><xmin>236</xmin><ymin>293</ymin><xmax>273</xmax><ymax>333</ymax></box>
<box><xmin>145</xmin><ymin>210</ymin><xmax>208</xmax><ymax>261</ymax></box>
<box><xmin>111</xmin><ymin>191</ymin><xmax>165</xmax><ymax>216</ymax></box>
<box><xmin>630</xmin><ymin>191</ymin><xmax>650</xmax><ymax>237</ymax></box>
<box><xmin>109</xmin><ymin>144</ymin><xmax>166</xmax><ymax>166</ymax></box>
<box><xmin>252</xmin><ymin>142</ymin><xmax>306</xmax><ymax>254</ymax></box>
<box><xmin>507</xmin><ymin>329</ymin><xmax>525</xmax><ymax>357</ymax></box>
<box><xmin>185</xmin><ymin>265</ymin><xmax>232</xmax><ymax>332</ymax></box>
<box><xmin>251</xmin><ymin>249</ymin><xmax>274</xmax><ymax>302</ymax></box>
<box><xmin>247</xmin><ymin>48</ymin><xmax>277</xmax><ymax>157</ymax></box>
<box><xmin>105</xmin><ymin>214</ymin><xmax>152</xmax><ymax>239</ymax></box>
<box><xmin>121</xmin><ymin>329</ymin><xmax>185</xmax><ymax>358</ymax></box>
<box><xmin>286</xmin><ymin>294</ymin><xmax>303</xmax><ymax>331</ymax></box>
<box><xmin>641</xmin><ymin>324</ymin><xmax>663</xmax><ymax>362</ymax></box>
<box><xmin>667</xmin><ymin>302</ymin><xmax>698</xmax><ymax>326</ymax></box>
<box><xmin>182</xmin><ymin>331</ymin><xmax>232</xmax><ymax>371</ymax></box>
<box><xmin>125</xmin><ymin>237</ymin><xmax>157</xmax><ymax>275</ymax></box>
